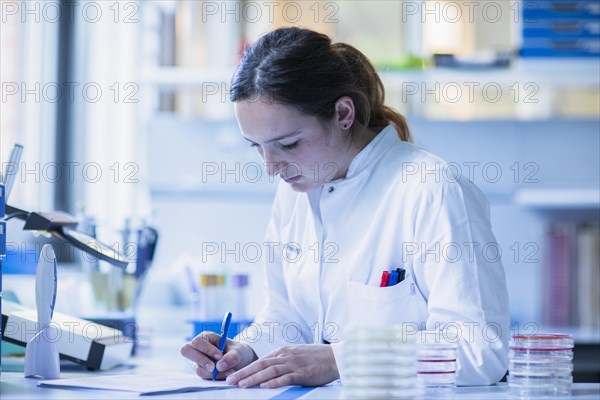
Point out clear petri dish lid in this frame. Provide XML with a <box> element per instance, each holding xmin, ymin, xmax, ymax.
<box><xmin>417</xmin><ymin>330</ymin><xmax>460</xmax><ymax>348</ymax></box>
<box><xmin>343</xmin><ymin>385</ymin><xmax>424</xmax><ymax>399</ymax></box>
<box><xmin>345</xmin><ymin>329</ymin><xmax>417</xmax><ymax>344</ymax></box>
<box><xmin>509</xmin><ymin>333</ymin><xmax>574</xmax><ymax>350</ymax></box>
<box><xmin>344</xmin><ymin>375</ymin><xmax>419</xmax><ymax>388</ymax></box>
<box><xmin>507</xmin><ymin>373</ymin><xmax>558</xmax><ymax>388</ymax></box>
<box><xmin>344</xmin><ymin>343</ymin><xmax>416</xmax><ymax>353</ymax></box>
<box><xmin>345</xmin><ymin>364</ymin><xmax>418</xmax><ymax>376</ymax></box>
<box><xmin>509</xmin><ymin>363</ymin><xmax>574</xmax><ymax>374</ymax></box>
<box><xmin>345</xmin><ymin>353</ymin><xmax>416</xmax><ymax>365</ymax></box>
<box><xmin>509</xmin><ymin>357</ymin><xmax>573</xmax><ymax>366</ymax></box>
<box><xmin>418</xmin><ymin>348</ymin><xmax>457</xmax><ymax>358</ymax></box>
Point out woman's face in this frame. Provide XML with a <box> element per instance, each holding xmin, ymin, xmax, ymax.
<box><xmin>234</xmin><ymin>99</ymin><xmax>353</xmax><ymax>192</ymax></box>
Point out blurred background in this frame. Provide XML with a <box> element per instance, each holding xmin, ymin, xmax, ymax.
<box><xmin>1</xmin><ymin>0</ymin><xmax>598</xmax><ymax>380</ymax></box>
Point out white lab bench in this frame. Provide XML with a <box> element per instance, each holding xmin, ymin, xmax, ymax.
<box><xmin>2</xmin><ymin>307</ymin><xmax>599</xmax><ymax>399</ymax></box>
<box><xmin>2</xmin><ymin>373</ymin><xmax>600</xmax><ymax>399</ymax></box>
<box><xmin>2</xmin><ymin>331</ymin><xmax>599</xmax><ymax>400</ymax></box>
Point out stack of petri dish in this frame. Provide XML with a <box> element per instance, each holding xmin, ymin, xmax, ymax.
<box><xmin>416</xmin><ymin>330</ymin><xmax>458</xmax><ymax>391</ymax></box>
<box><xmin>342</xmin><ymin>325</ymin><xmax>424</xmax><ymax>399</ymax></box>
<box><xmin>508</xmin><ymin>333</ymin><xmax>574</xmax><ymax>398</ymax></box>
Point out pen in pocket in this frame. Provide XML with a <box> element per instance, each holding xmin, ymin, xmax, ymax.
<box><xmin>396</xmin><ymin>268</ymin><xmax>406</xmax><ymax>283</ymax></box>
<box><xmin>379</xmin><ymin>271</ymin><xmax>390</xmax><ymax>287</ymax></box>
<box><xmin>379</xmin><ymin>268</ymin><xmax>406</xmax><ymax>287</ymax></box>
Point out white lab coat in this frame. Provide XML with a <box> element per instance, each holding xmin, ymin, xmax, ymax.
<box><xmin>235</xmin><ymin>125</ymin><xmax>510</xmax><ymax>385</ymax></box>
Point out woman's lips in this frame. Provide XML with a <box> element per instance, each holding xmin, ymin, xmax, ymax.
<box><xmin>283</xmin><ymin>175</ymin><xmax>302</xmax><ymax>183</ymax></box>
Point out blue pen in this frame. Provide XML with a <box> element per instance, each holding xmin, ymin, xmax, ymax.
<box><xmin>388</xmin><ymin>269</ymin><xmax>399</xmax><ymax>286</ymax></box>
<box><xmin>213</xmin><ymin>311</ymin><xmax>232</xmax><ymax>381</ymax></box>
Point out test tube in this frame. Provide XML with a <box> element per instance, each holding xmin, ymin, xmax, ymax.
<box><xmin>199</xmin><ymin>274</ymin><xmax>216</xmax><ymax>321</ymax></box>
<box><xmin>216</xmin><ymin>274</ymin><xmax>226</xmax><ymax>319</ymax></box>
<box><xmin>231</xmin><ymin>274</ymin><xmax>249</xmax><ymax>321</ymax></box>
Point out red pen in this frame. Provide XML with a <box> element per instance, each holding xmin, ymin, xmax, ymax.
<box><xmin>379</xmin><ymin>270</ymin><xmax>390</xmax><ymax>287</ymax></box>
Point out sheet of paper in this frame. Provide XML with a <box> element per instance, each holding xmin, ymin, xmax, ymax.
<box><xmin>38</xmin><ymin>372</ymin><xmax>232</xmax><ymax>396</ymax></box>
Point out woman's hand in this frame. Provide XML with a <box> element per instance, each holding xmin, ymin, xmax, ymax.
<box><xmin>180</xmin><ymin>331</ymin><xmax>257</xmax><ymax>380</ymax></box>
<box><xmin>225</xmin><ymin>344</ymin><xmax>340</xmax><ymax>388</ymax></box>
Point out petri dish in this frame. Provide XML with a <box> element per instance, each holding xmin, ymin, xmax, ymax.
<box><xmin>508</xmin><ymin>333</ymin><xmax>574</xmax><ymax>398</ymax></box>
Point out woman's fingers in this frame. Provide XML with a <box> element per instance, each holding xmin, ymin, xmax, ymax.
<box><xmin>238</xmin><ymin>363</ymin><xmax>295</xmax><ymax>387</ymax></box>
<box><xmin>193</xmin><ymin>361</ymin><xmax>213</xmax><ymax>380</ymax></box>
<box><xmin>189</xmin><ymin>332</ymin><xmax>224</xmax><ymax>360</ymax></box>
<box><xmin>180</xmin><ymin>331</ymin><xmax>229</xmax><ymax>380</ymax></box>
<box><xmin>194</xmin><ymin>363</ymin><xmax>236</xmax><ymax>380</ymax></box>
<box><xmin>221</xmin><ymin>368</ymin><xmax>237</xmax><ymax>379</ymax></box>
<box><xmin>215</xmin><ymin>348</ymin><xmax>239</xmax><ymax>372</ymax></box>
<box><xmin>180</xmin><ymin>343</ymin><xmax>216</xmax><ymax>371</ymax></box>
<box><xmin>225</xmin><ymin>344</ymin><xmax>339</xmax><ymax>388</ymax></box>
<box><xmin>225</xmin><ymin>358</ymin><xmax>264</xmax><ymax>385</ymax></box>
<box><xmin>181</xmin><ymin>332</ymin><xmax>258</xmax><ymax>382</ymax></box>
<box><xmin>259</xmin><ymin>373</ymin><xmax>301</xmax><ymax>388</ymax></box>
<box><xmin>180</xmin><ymin>333</ymin><xmax>261</xmax><ymax>382</ymax></box>
<box><xmin>227</xmin><ymin>358</ymin><xmax>289</xmax><ymax>388</ymax></box>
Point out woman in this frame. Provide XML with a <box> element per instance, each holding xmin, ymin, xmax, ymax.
<box><xmin>181</xmin><ymin>27</ymin><xmax>509</xmax><ymax>388</ymax></box>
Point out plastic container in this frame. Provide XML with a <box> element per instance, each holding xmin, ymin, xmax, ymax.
<box><xmin>342</xmin><ymin>325</ymin><xmax>423</xmax><ymax>399</ymax></box>
<box><xmin>1</xmin><ymin>184</ymin><xmax>4</xmax><ymax>376</ymax></box>
<box><xmin>508</xmin><ymin>333</ymin><xmax>574</xmax><ymax>398</ymax></box>
<box><xmin>416</xmin><ymin>330</ymin><xmax>457</xmax><ymax>390</ymax></box>
<box><xmin>199</xmin><ymin>274</ymin><xmax>226</xmax><ymax>320</ymax></box>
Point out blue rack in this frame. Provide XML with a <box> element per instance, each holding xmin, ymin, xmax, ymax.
<box><xmin>521</xmin><ymin>1</ymin><xmax>600</xmax><ymax>57</ymax></box>
<box><xmin>1</xmin><ymin>184</ymin><xmax>5</xmax><ymax>374</ymax></box>
<box><xmin>187</xmin><ymin>319</ymin><xmax>254</xmax><ymax>341</ymax></box>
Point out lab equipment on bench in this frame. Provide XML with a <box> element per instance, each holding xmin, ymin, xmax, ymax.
<box><xmin>23</xmin><ymin>244</ymin><xmax>60</xmax><ymax>379</ymax></box>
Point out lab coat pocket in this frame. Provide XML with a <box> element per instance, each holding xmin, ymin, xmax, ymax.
<box><xmin>346</xmin><ymin>274</ymin><xmax>422</xmax><ymax>328</ymax></box>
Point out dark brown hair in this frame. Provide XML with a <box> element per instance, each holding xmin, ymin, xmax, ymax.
<box><xmin>230</xmin><ymin>27</ymin><xmax>412</xmax><ymax>142</ymax></box>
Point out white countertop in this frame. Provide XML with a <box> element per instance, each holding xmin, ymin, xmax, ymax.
<box><xmin>2</xmin><ymin>306</ymin><xmax>599</xmax><ymax>399</ymax></box>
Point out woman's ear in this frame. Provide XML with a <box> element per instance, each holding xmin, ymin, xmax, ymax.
<box><xmin>334</xmin><ymin>96</ymin><xmax>355</xmax><ymax>131</ymax></box>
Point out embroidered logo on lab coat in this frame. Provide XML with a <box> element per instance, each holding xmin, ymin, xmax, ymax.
<box><xmin>283</xmin><ymin>242</ymin><xmax>302</xmax><ymax>262</ymax></box>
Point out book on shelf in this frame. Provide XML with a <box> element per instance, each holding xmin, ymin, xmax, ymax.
<box><xmin>577</xmin><ymin>226</ymin><xmax>600</xmax><ymax>329</ymax></box>
<box><xmin>543</xmin><ymin>224</ymin><xmax>600</xmax><ymax>329</ymax></box>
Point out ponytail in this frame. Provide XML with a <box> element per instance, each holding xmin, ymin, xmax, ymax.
<box><xmin>331</xmin><ymin>43</ymin><xmax>412</xmax><ymax>143</ymax></box>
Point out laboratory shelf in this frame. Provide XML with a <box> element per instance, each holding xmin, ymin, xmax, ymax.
<box><xmin>138</xmin><ymin>67</ymin><xmax>236</xmax><ymax>88</ymax></box>
<box><xmin>514</xmin><ymin>188</ymin><xmax>600</xmax><ymax>209</ymax></box>
<box><xmin>138</xmin><ymin>59</ymin><xmax>600</xmax><ymax>89</ymax></box>
<box><xmin>149</xmin><ymin>187</ymin><xmax>276</xmax><ymax>200</ymax></box>
<box><xmin>381</xmin><ymin>58</ymin><xmax>600</xmax><ymax>88</ymax></box>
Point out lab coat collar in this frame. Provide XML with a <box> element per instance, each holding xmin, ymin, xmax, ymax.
<box><xmin>337</xmin><ymin>124</ymin><xmax>397</xmax><ymax>182</ymax></box>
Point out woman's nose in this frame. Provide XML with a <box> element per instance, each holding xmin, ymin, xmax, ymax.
<box><xmin>264</xmin><ymin>161</ymin><xmax>285</xmax><ymax>177</ymax></box>
<box><xmin>261</xmin><ymin>148</ymin><xmax>285</xmax><ymax>177</ymax></box>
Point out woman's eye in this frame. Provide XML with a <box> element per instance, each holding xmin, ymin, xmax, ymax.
<box><xmin>250</xmin><ymin>143</ymin><xmax>260</xmax><ymax>148</ymax></box>
<box><xmin>281</xmin><ymin>141</ymin><xmax>299</xmax><ymax>151</ymax></box>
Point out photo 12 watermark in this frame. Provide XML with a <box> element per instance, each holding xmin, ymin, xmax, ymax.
<box><xmin>196</xmin><ymin>239</ymin><xmax>540</xmax><ymax>266</ymax></box>
<box><xmin>201</xmin><ymin>241</ymin><xmax>340</xmax><ymax>265</ymax></box>
<box><xmin>2</xmin><ymin>82</ymin><xmax>139</xmax><ymax>104</ymax></box>
<box><xmin>400</xmin><ymin>1</ymin><xmax>542</xmax><ymax>24</ymax></box>
<box><xmin>198</xmin><ymin>1</ymin><xmax>339</xmax><ymax>24</ymax></box>
<box><xmin>0</xmin><ymin>161</ymin><xmax>139</xmax><ymax>185</ymax></box>
<box><xmin>1</xmin><ymin>1</ymin><xmax>140</xmax><ymax>24</ymax></box>
<box><xmin>401</xmin><ymin>81</ymin><xmax>540</xmax><ymax>105</ymax></box>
